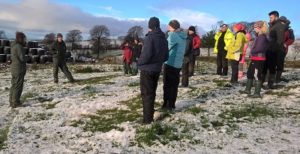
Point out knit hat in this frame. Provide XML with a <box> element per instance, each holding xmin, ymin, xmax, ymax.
<box><xmin>234</xmin><ymin>23</ymin><xmax>245</xmax><ymax>31</ymax></box>
<box><xmin>148</xmin><ymin>17</ymin><xmax>160</xmax><ymax>30</ymax></box>
<box><xmin>169</xmin><ymin>20</ymin><xmax>180</xmax><ymax>30</ymax></box>
<box><xmin>57</xmin><ymin>33</ymin><xmax>63</xmax><ymax>38</ymax></box>
<box><xmin>188</xmin><ymin>26</ymin><xmax>196</xmax><ymax>33</ymax></box>
<box><xmin>279</xmin><ymin>16</ymin><xmax>291</xmax><ymax>25</ymax></box>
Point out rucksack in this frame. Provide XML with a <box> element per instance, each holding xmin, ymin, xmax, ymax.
<box><xmin>288</xmin><ymin>28</ymin><xmax>295</xmax><ymax>41</ymax></box>
<box><xmin>192</xmin><ymin>35</ymin><xmax>201</xmax><ymax>56</ymax></box>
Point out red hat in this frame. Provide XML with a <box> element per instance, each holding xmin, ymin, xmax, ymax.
<box><xmin>234</xmin><ymin>23</ymin><xmax>245</xmax><ymax>31</ymax></box>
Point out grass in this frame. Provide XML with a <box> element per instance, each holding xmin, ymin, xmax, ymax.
<box><xmin>189</xmin><ymin>87</ymin><xmax>209</xmax><ymax>98</ymax></box>
<box><xmin>128</xmin><ymin>82</ymin><xmax>140</xmax><ymax>87</ymax></box>
<box><xmin>76</xmin><ymin>75</ymin><xmax>118</xmax><ymax>85</ymax></box>
<box><xmin>218</xmin><ymin>104</ymin><xmax>281</xmax><ymax>122</ymax></box>
<box><xmin>21</xmin><ymin>92</ymin><xmax>38</xmax><ymax>102</ymax></box>
<box><xmin>23</xmin><ymin>112</ymin><xmax>54</xmax><ymax>121</ymax></box>
<box><xmin>71</xmin><ymin>95</ymin><xmax>142</xmax><ymax>133</ymax></box>
<box><xmin>73</xmin><ymin>66</ymin><xmax>105</xmax><ymax>73</ymax></box>
<box><xmin>264</xmin><ymin>90</ymin><xmax>294</xmax><ymax>97</ymax></box>
<box><xmin>135</xmin><ymin>123</ymin><xmax>180</xmax><ymax>147</ymax></box>
<box><xmin>0</xmin><ymin>127</ymin><xmax>9</xmax><ymax>150</ymax></box>
<box><xmin>212</xmin><ymin>79</ymin><xmax>228</xmax><ymax>87</ymax></box>
<box><xmin>185</xmin><ymin>106</ymin><xmax>206</xmax><ymax>116</ymax></box>
<box><xmin>82</xmin><ymin>86</ymin><xmax>98</xmax><ymax>98</ymax></box>
<box><xmin>42</xmin><ymin>102</ymin><xmax>60</xmax><ymax>110</ymax></box>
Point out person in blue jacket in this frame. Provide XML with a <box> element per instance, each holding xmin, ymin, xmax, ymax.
<box><xmin>162</xmin><ymin>20</ymin><xmax>187</xmax><ymax>110</ymax></box>
<box><xmin>138</xmin><ymin>17</ymin><xmax>169</xmax><ymax>124</ymax></box>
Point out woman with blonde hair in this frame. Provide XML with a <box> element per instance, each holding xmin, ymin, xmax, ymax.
<box><xmin>241</xmin><ymin>21</ymin><xmax>269</xmax><ymax>98</ymax></box>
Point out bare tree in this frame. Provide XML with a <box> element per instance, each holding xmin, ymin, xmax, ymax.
<box><xmin>66</xmin><ymin>29</ymin><xmax>83</xmax><ymax>51</ymax></box>
<box><xmin>42</xmin><ymin>33</ymin><xmax>56</xmax><ymax>50</ymax></box>
<box><xmin>0</xmin><ymin>30</ymin><xmax>7</xmax><ymax>39</ymax></box>
<box><xmin>127</xmin><ymin>26</ymin><xmax>144</xmax><ymax>39</ymax></box>
<box><xmin>90</xmin><ymin>25</ymin><xmax>110</xmax><ymax>58</ymax></box>
<box><xmin>202</xmin><ymin>30</ymin><xmax>216</xmax><ymax>57</ymax></box>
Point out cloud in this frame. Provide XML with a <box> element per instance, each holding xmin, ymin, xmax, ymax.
<box><xmin>149</xmin><ymin>7</ymin><xmax>219</xmax><ymax>35</ymax></box>
<box><xmin>0</xmin><ymin>0</ymin><xmax>148</xmax><ymax>39</ymax></box>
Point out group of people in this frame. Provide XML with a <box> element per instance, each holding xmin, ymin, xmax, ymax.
<box><xmin>138</xmin><ymin>10</ymin><xmax>295</xmax><ymax>124</ymax></box>
<box><xmin>121</xmin><ymin>37</ymin><xmax>143</xmax><ymax>76</ymax></box>
<box><xmin>138</xmin><ymin>17</ymin><xmax>201</xmax><ymax>124</ymax></box>
<box><xmin>8</xmin><ymin>10</ymin><xmax>295</xmax><ymax>126</ymax></box>
<box><xmin>9</xmin><ymin>33</ymin><xmax>74</xmax><ymax>108</ymax></box>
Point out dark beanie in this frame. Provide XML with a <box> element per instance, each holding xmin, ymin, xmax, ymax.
<box><xmin>169</xmin><ymin>20</ymin><xmax>180</xmax><ymax>30</ymax></box>
<box><xmin>57</xmin><ymin>33</ymin><xmax>63</xmax><ymax>38</ymax></box>
<box><xmin>188</xmin><ymin>26</ymin><xmax>196</xmax><ymax>33</ymax></box>
<box><xmin>148</xmin><ymin>17</ymin><xmax>160</xmax><ymax>30</ymax></box>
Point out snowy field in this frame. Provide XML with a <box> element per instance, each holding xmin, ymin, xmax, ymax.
<box><xmin>0</xmin><ymin>61</ymin><xmax>299</xmax><ymax>154</ymax></box>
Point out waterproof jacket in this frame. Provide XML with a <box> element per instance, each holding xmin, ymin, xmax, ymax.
<box><xmin>165</xmin><ymin>29</ymin><xmax>187</xmax><ymax>69</ymax></box>
<box><xmin>11</xmin><ymin>42</ymin><xmax>26</xmax><ymax>75</ymax></box>
<box><xmin>122</xmin><ymin>46</ymin><xmax>133</xmax><ymax>64</ymax></box>
<box><xmin>269</xmin><ymin>20</ymin><xmax>286</xmax><ymax>52</ymax></box>
<box><xmin>250</xmin><ymin>34</ymin><xmax>269</xmax><ymax>61</ymax></box>
<box><xmin>138</xmin><ymin>28</ymin><xmax>169</xmax><ymax>72</ymax></box>
<box><xmin>51</xmin><ymin>41</ymin><xmax>67</xmax><ymax>61</ymax></box>
<box><xmin>214</xmin><ymin>29</ymin><xmax>234</xmax><ymax>53</ymax></box>
<box><xmin>226</xmin><ymin>31</ymin><xmax>247</xmax><ymax>61</ymax></box>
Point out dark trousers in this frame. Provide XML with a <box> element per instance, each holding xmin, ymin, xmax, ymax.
<box><xmin>182</xmin><ymin>62</ymin><xmax>189</xmax><ymax>87</ymax></box>
<box><xmin>230</xmin><ymin>60</ymin><xmax>239</xmax><ymax>83</ymax></box>
<box><xmin>247</xmin><ymin>60</ymin><xmax>264</xmax><ymax>81</ymax></box>
<box><xmin>217</xmin><ymin>50</ymin><xmax>228</xmax><ymax>75</ymax></box>
<box><xmin>277</xmin><ymin>50</ymin><xmax>286</xmax><ymax>72</ymax></box>
<box><xmin>140</xmin><ymin>70</ymin><xmax>160</xmax><ymax>124</ymax></box>
<box><xmin>9</xmin><ymin>72</ymin><xmax>26</xmax><ymax>105</ymax></box>
<box><xmin>189</xmin><ymin>55</ymin><xmax>196</xmax><ymax>76</ymax></box>
<box><xmin>123</xmin><ymin>61</ymin><xmax>132</xmax><ymax>75</ymax></box>
<box><xmin>163</xmin><ymin>64</ymin><xmax>181</xmax><ymax>109</ymax></box>
<box><xmin>53</xmin><ymin>59</ymin><xmax>74</xmax><ymax>83</ymax></box>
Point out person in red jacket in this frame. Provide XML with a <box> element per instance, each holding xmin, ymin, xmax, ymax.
<box><xmin>121</xmin><ymin>41</ymin><xmax>133</xmax><ymax>75</ymax></box>
<box><xmin>188</xmin><ymin>26</ymin><xmax>201</xmax><ymax>76</ymax></box>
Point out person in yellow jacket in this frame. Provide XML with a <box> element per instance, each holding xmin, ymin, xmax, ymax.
<box><xmin>226</xmin><ymin>23</ymin><xmax>247</xmax><ymax>84</ymax></box>
<box><xmin>214</xmin><ymin>24</ymin><xmax>234</xmax><ymax>76</ymax></box>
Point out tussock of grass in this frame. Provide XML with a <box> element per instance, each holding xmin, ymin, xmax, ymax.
<box><xmin>128</xmin><ymin>82</ymin><xmax>140</xmax><ymax>87</ymax></box>
<box><xmin>218</xmin><ymin>104</ymin><xmax>281</xmax><ymax>122</ymax></box>
<box><xmin>21</xmin><ymin>92</ymin><xmax>38</xmax><ymax>102</ymax></box>
<box><xmin>185</xmin><ymin>106</ymin><xmax>206</xmax><ymax>115</ymax></box>
<box><xmin>76</xmin><ymin>75</ymin><xmax>118</xmax><ymax>85</ymax></box>
<box><xmin>212</xmin><ymin>79</ymin><xmax>228</xmax><ymax>87</ymax></box>
<box><xmin>0</xmin><ymin>127</ymin><xmax>9</xmax><ymax>150</ymax></box>
<box><xmin>74</xmin><ymin>66</ymin><xmax>105</xmax><ymax>73</ymax></box>
<box><xmin>265</xmin><ymin>91</ymin><xmax>294</xmax><ymax>97</ymax></box>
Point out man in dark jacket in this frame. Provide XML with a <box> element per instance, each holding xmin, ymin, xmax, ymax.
<box><xmin>9</xmin><ymin>32</ymin><xmax>27</xmax><ymax>108</ymax></box>
<box><xmin>51</xmin><ymin>33</ymin><xmax>75</xmax><ymax>83</ymax></box>
<box><xmin>138</xmin><ymin>17</ymin><xmax>169</xmax><ymax>124</ymax></box>
<box><xmin>182</xmin><ymin>31</ymin><xmax>193</xmax><ymax>87</ymax></box>
<box><xmin>131</xmin><ymin>37</ymin><xmax>142</xmax><ymax>75</ymax></box>
<box><xmin>263</xmin><ymin>11</ymin><xmax>286</xmax><ymax>88</ymax></box>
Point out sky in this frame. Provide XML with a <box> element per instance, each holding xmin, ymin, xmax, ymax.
<box><xmin>0</xmin><ymin>0</ymin><xmax>299</xmax><ymax>40</ymax></box>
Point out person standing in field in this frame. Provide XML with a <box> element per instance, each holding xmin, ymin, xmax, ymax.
<box><xmin>51</xmin><ymin>33</ymin><xmax>75</xmax><ymax>83</ymax></box>
<box><xmin>121</xmin><ymin>40</ymin><xmax>133</xmax><ymax>75</ymax></box>
<box><xmin>138</xmin><ymin>17</ymin><xmax>169</xmax><ymax>124</ymax></box>
<box><xmin>241</xmin><ymin>21</ymin><xmax>269</xmax><ymax>98</ymax></box>
<box><xmin>226</xmin><ymin>23</ymin><xmax>247</xmax><ymax>85</ymax></box>
<box><xmin>131</xmin><ymin>37</ymin><xmax>142</xmax><ymax>75</ymax></box>
<box><xmin>9</xmin><ymin>32</ymin><xmax>27</xmax><ymax>108</ymax></box>
<box><xmin>162</xmin><ymin>20</ymin><xmax>187</xmax><ymax>110</ymax></box>
<box><xmin>214</xmin><ymin>24</ymin><xmax>234</xmax><ymax>76</ymax></box>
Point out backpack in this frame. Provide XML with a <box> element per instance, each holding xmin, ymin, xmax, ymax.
<box><xmin>288</xmin><ymin>28</ymin><xmax>295</xmax><ymax>42</ymax></box>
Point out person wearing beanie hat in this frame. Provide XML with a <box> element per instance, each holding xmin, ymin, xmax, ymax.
<box><xmin>261</xmin><ymin>11</ymin><xmax>286</xmax><ymax>89</ymax></box>
<box><xmin>226</xmin><ymin>23</ymin><xmax>247</xmax><ymax>85</ymax></box>
<box><xmin>9</xmin><ymin>32</ymin><xmax>27</xmax><ymax>108</ymax></box>
<box><xmin>162</xmin><ymin>19</ymin><xmax>187</xmax><ymax>110</ymax></box>
<box><xmin>241</xmin><ymin>21</ymin><xmax>269</xmax><ymax>98</ymax></box>
<box><xmin>148</xmin><ymin>17</ymin><xmax>160</xmax><ymax>30</ymax></box>
<box><xmin>182</xmin><ymin>25</ymin><xmax>201</xmax><ymax>87</ymax></box>
<box><xmin>214</xmin><ymin>24</ymin><xmax>234</xmax><ymax>76</ymax></box>
<box><xmin>131</xmin><ymin>37</ymin><xmax>142</xmax><ymax>75</ymax></box>
<box><xmin>51</xmin><ymin>33</ymin><xmax>75</xmax><ymax>83</ymax></box>
<box><xmin>138</xmin><ymin>16</ymin><xmax>169</xmax><ymax>124</ymax></box>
